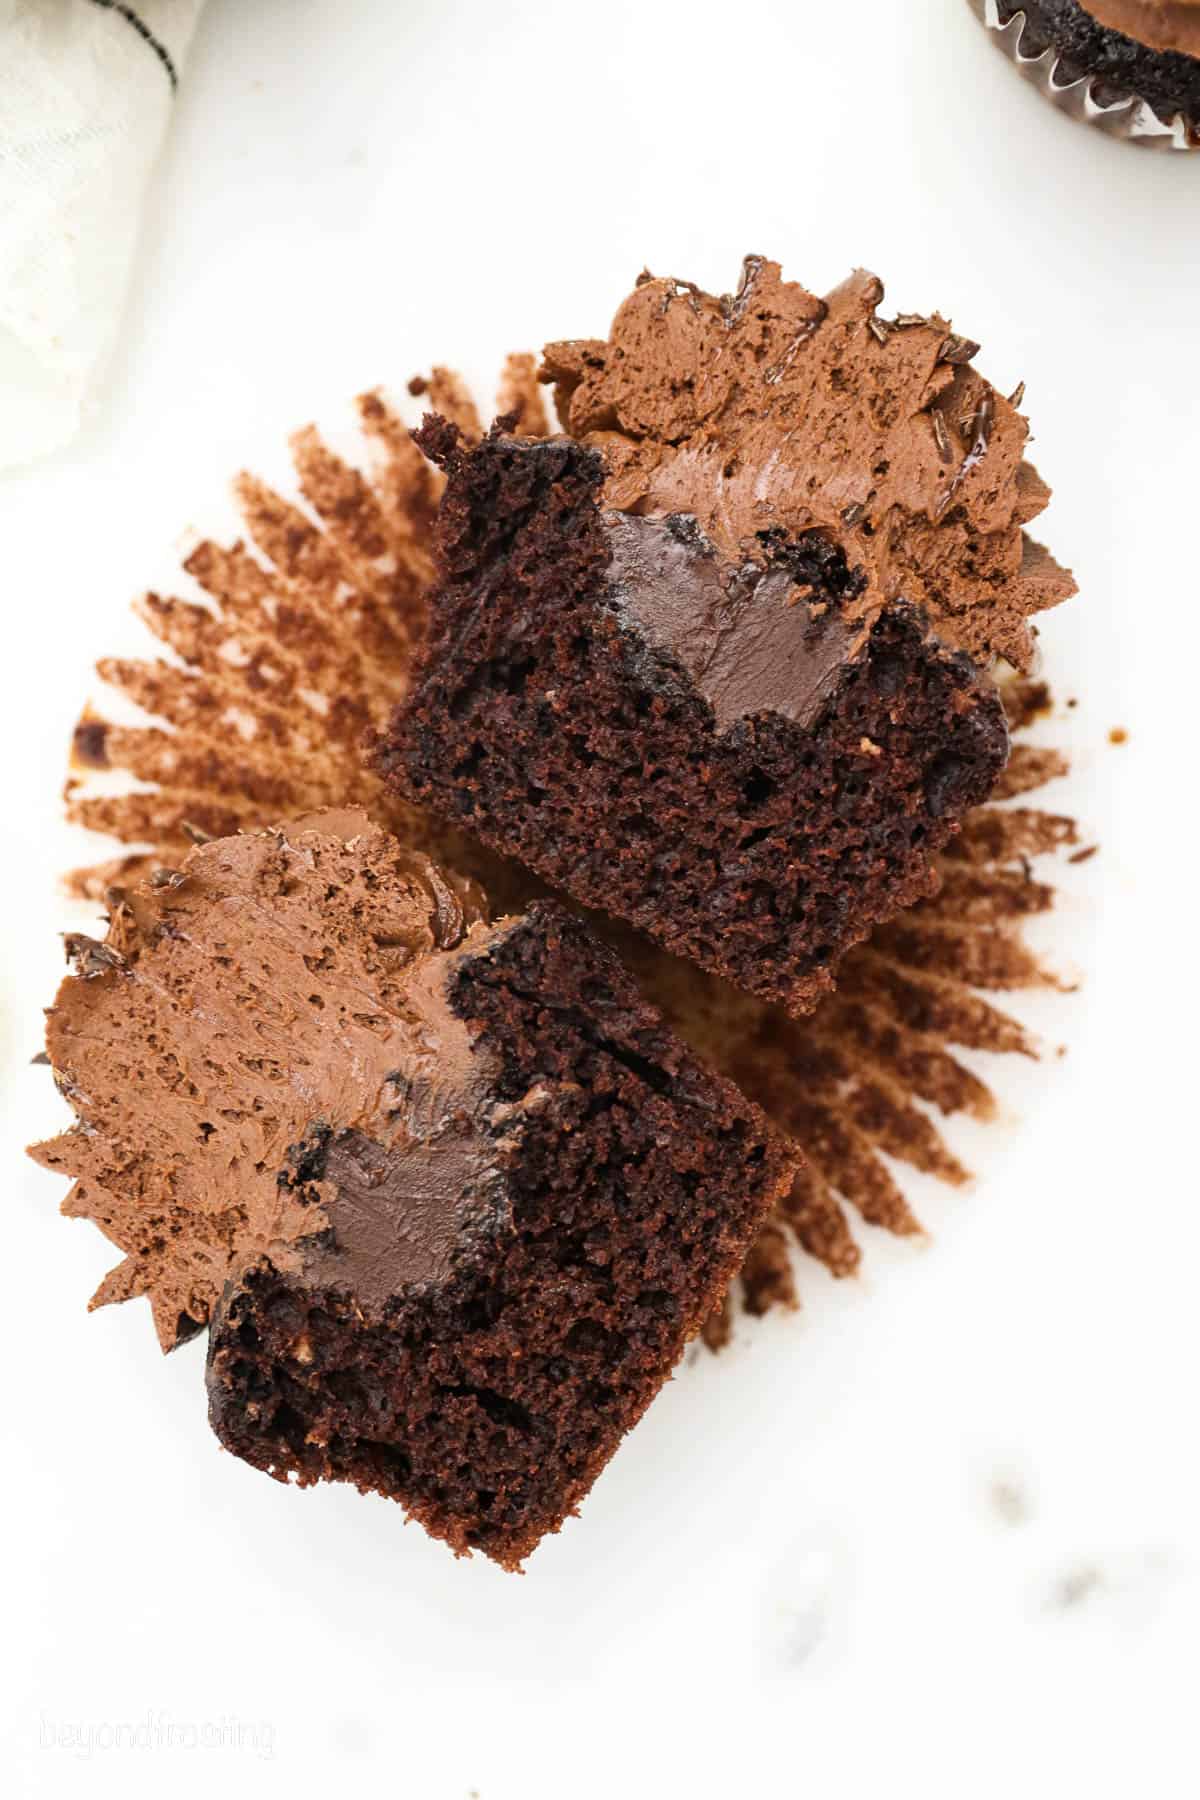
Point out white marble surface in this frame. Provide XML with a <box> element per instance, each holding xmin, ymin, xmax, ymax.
<box><xmin>1</xmin><ymin>3</ymin><xmax>1198</xmax><ymax>1795</ymax></box>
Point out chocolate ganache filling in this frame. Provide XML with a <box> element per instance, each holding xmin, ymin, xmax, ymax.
<box><xmin>604</xmin><ymin>511</ymin><xmax>863</xmax><ymax>735</ymax></box>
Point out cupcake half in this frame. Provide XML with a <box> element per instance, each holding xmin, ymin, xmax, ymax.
<box><xmin>967</xmin><ymin>0</ymin><xmax>1200</xmax><ymax>148</ymax></box>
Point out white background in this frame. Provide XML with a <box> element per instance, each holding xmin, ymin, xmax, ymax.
<box><xmin>2</xmin><ymin>2</ymin><xmax>1198</xmax><ymax>1796</ymax></box>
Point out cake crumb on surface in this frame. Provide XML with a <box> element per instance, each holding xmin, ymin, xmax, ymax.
<box><xmin>989</xmin><ymin>1473</ymin><xmax>1033</xmax><ymax>1527</ymax></box>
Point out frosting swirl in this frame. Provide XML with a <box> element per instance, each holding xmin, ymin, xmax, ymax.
<box><xmin>542</xmin><ymin>258</ymin><xmax>1075</xmax><ymax>672</ymax></box>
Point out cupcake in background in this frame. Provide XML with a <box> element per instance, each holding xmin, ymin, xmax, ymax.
<box><xmin>967</xmin><ymin>0</ymin><xmax>1200</xmax><ymax>147</ymax></box>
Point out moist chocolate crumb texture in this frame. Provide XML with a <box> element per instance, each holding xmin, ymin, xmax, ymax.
<box><xmin>380</xmin><ymin>259</ymin><xmax>1076</xmax><ymax>1015</ymax></box>
<box><xmin>29</xmin><ymin>811</ymin><xmax>793</xmax><ymax>1567</ymax></box>
<box><xmin>972</xmin><ymin>0</ymin><xmax>1200</xmax><ymax>144</ymax></box>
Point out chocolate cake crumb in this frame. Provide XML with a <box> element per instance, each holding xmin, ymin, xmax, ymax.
<box><xmin>989</xmin><ymin>1474</ymin><xmax>1033</xmax><ymax>1527</ymax></box>
<box><xmin>71</xmin><ymin>718</ymin><xmax>110</xmax><ymax>768</ymax></box>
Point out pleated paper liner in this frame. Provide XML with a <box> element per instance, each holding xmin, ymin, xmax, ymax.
<box><xmin>968</xmin><ymin>0</ymin><xmax>1200</xmax><ymax>149</ymax></box>
<box><xmin>60</xmin><ymin>356</ymin><xmax>1085</xmax><ymax>1347</ymax></box>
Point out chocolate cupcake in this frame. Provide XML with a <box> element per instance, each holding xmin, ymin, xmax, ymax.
<box><xmin>967</xmin><ymin>0</ymin><xmax>1200</xmax><ymax>147</ymax></box>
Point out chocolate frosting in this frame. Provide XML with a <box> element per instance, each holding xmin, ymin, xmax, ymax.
<box><xmin>1085</xmin><ymin>0</ymin><xmax>1200</xmax><ymax>55</ymax></box>
<box><xmin>29</xmin><ymin>811</ymin><xmax>511</xmax><ymax>1348</ymax></box>
<box><xmin>604</xmin><ymin>512</ymin><xmax>859</xmax><ymax>733</ymax></box>
<box><xmin>542</xmin><ymin>259</ymin><xmax>1076</xmax><ymax>673</ymax></box>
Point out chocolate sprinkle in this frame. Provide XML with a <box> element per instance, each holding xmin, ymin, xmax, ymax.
<box><xmin>939</xmin><ymin>334</ymin><xmax>981</xmax><ymax>367</ymax></box>
<box><xmin>934</xmin><ymin>391</ymin><xmax>995</xmax><ymax>521</ymax></box>
<box><xmin>763</xmin><ymin>306</ymin><xmax>828</xmax><ymax>386</ymax></box>
<box><xmin>656</xmin><ymin>275</ymin><xmax>706</xmax><ymax>315</ymax></box>
<box><xmin>722</xmin><ymin>254</ymin><xmax>766</xmax><ymax>327</ymax></box>
<box><xmin>972</xmin><ymin>391</ymin><xmax>995</xmax><ymax>454</ymax></box>
<box><xmin>63</xmin><ymin>934</ymin><xmax>125</xmax><ymax>978</ymax></box>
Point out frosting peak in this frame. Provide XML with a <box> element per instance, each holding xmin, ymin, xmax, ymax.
<box><xmin>541</xmin><ymin>258</ymin><xmax>1075</xmax><ymax>671</ymax></box>
<box><xmin>29</xmin><ymin>812</ymin><xmax>500</xmax><ymax>1349</ymax></box>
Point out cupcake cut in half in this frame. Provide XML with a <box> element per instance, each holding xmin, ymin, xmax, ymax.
<box><xmin>30</xmin><ymin>811</ymin><xmax>794</xmax><ymax>1567</ymax></box>
<box><xmin>379</xmin><ymin>258</ymin><xmax>1075</xmax><ymax>1017</ymax></box>
<box><xmin>56</xmin><ymin>372</ymin><xmax>1082</xmax><ymax>1337</ymax></box>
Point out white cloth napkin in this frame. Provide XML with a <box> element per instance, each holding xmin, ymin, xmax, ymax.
<box><xmin>0</xmin><ymin>0</ymin><xmax>205</xmax><ymax>469</ymax></box>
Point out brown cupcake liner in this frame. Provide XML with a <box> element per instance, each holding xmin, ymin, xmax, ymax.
<box><xmin>58</xmin><ymin>366</ymin><xmax>1086</xmax><ymax>1346</ymax></box>
<box><xmin>967</xmin><ymin>0</ymin><xmax>1200</xmax><ymax>149</ymax></box>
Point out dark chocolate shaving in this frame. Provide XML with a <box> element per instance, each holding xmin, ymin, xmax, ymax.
<box><xmin>722</xmin><ymin>254</ymin><xmax>767</xmax><ymax>327</ymax></box>
<box><xmin>934</xmin><ymin>391</ymin><xmax>995</xmax><ymax>521</ymax></box>
<box><xmin>63</xmin><ymin>934</ymin><xmax>125</xmax><ymax>978</ymax></box>
<box><xmin>763</xmin><ymin>305</ymin><xmax>828</xmax><ymax>386</ymax></box>
<box><xmin>940</xmin><ymin>334</ymin><xmax>982</xmax><ymax>366</ymax></box>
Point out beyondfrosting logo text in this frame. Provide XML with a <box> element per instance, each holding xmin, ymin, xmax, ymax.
<box><xmin>39</xmin><ymin>1710</ymin><xmax>275</xmax><ymax>1761</ymax></box>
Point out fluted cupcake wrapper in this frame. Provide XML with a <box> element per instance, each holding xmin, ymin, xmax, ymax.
<box><xmin>968</xmin><ymin>0</ymin><xmax>1200</xmax><ymax>149</ymax></box>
